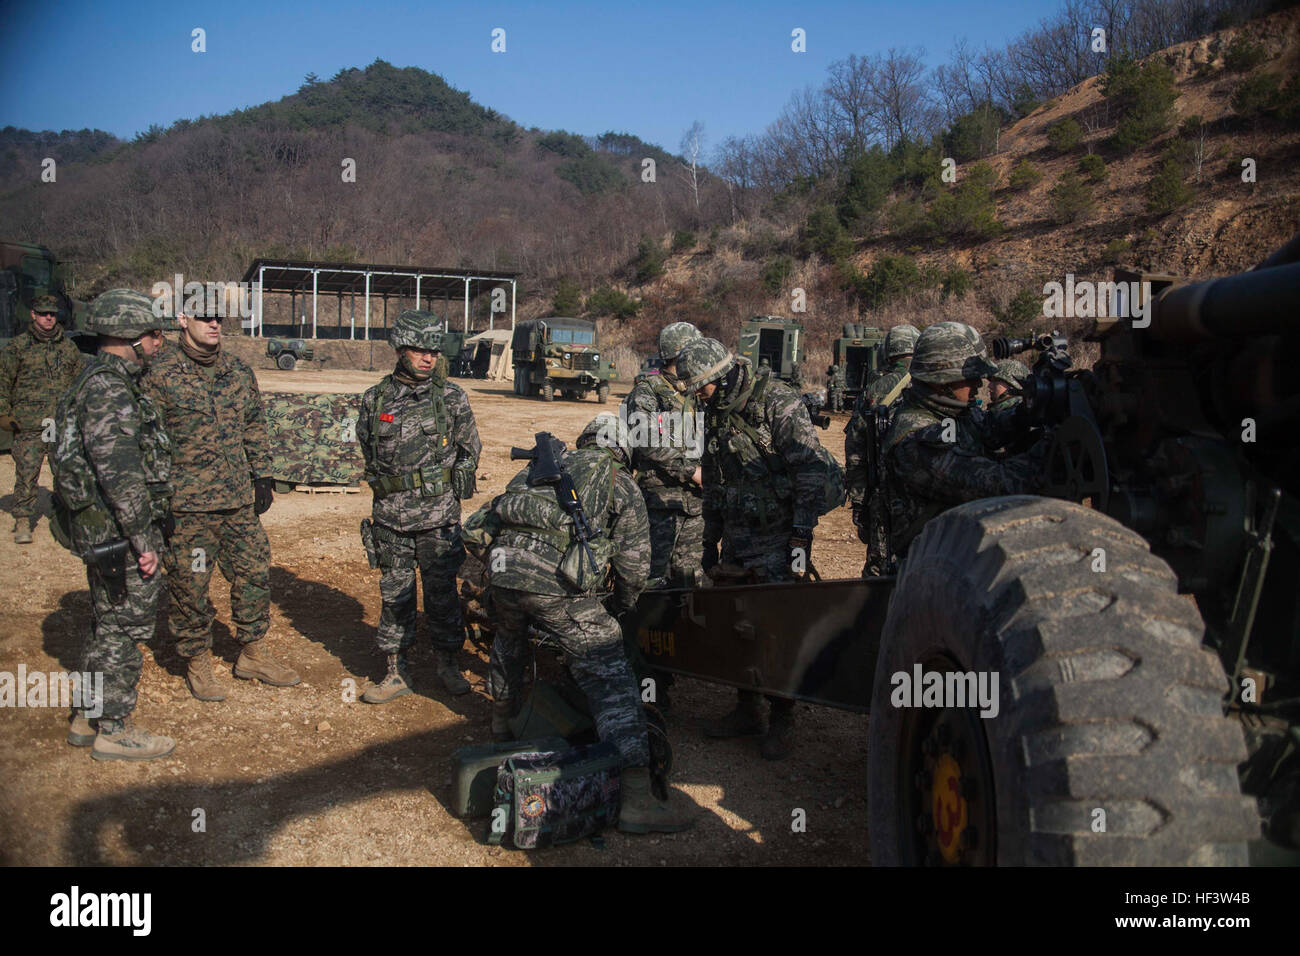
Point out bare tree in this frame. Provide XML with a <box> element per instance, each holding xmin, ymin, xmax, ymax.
<box><xmin>678</xmin><ymin>121</ymin><xmax>706</xmax><ymax>220</ymax></box>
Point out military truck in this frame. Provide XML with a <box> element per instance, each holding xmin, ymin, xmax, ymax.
<box><xmin>738</xmin><ymin>315</ymin><xmax>805</xmax><ymax>387</ymax></box>
<box><xmin>510</xmin><ymin>317</ymin><xmax>616</xmax><ymax>403</ymax></box>
<box><xmin>627</xmin><ymin>234</ymin><xmax>1300</xmax><ymax>865</ymax></box>
<box><xmin>832</xmin><ymin>323</ymin><xmax>886</xmax><ymax>399</ymax></box>
<box><xmin>265</xmin><ymin>337</ymin><xmax>314</xmax><ymax>371</ymax></box>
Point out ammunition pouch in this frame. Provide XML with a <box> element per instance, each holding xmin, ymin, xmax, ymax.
<box><xmin>84</xmin><ymin>539</ymin><xmax>130</xmax><ymax>604</ymax></box>
<box><xmin>462</xmin><ymin>499</ymin><xmax>503</xmax><ymax>562</ymax></box>
<box><xmin>451</xmin><ymin>461</ymin><xmax>477</xmax><ymax>500</ymax></box>
<box><xmin>369</xmin><ymin>465</ymin><xmax>452</xmax><ymax>499</ymax></box>
<box><xmin>558</xmin><ymin>534</ymin><xmax>615</xmax><ymax>593</ymax></box>
<box><xmin>360</xmin><ymin>517</ymin><xmax>379</xmax><ymax>569</ymax></box>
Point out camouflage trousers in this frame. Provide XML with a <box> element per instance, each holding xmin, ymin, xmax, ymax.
<box><xmin>487</xmin><ymin>586</ymin><xmax>650</xmax><ymax>768</ymax></box>
<box><xmin>722</xmin><ymin>528</ymin><xmax>799</xmax><ymax>583</ymax></box>
<box><xmin>164</xmin><ymin>506</ymin><xmax>270</xmax><ymax>658</ymax></box>
<box><xmin>9</xmin><ymin>429</ymin><xmax>50</xmax><ymax>521</ymax></box>
<box><xmin>82</xmin><ymin>558</ymin><xmax>162</xmax><ymax>721</ymax></box>
<box><xmin>648</xmin><ymin>508</ymin><xmax>704</xmax><ymax>588</ymax></box>
<box><xmin>828</xmin><ymin>387</ymin><xmax>844</xmax><ymax>413</ymax></box>
<box><xmin>375</xmin><ymin>522</ymin><xmax>466</xmax><ymax>654</ymax></box>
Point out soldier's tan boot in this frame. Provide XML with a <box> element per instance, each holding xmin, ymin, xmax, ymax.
<box><xmin>435</xmin><ymin>650</ymin><xmax>470</xmax><ymax>696</ymax></box>
<box><xmin>618</xmin><ymin>767</ymin><xmax>695</xmax><ymax>834</ymax></box>
<box><xmin>362</xmin><ymin>654</ymin><xmax>412</xmax><ymax>704</ymax></box>
<box><xmin>13</xmin><ymin>517</ymin><xmax>32</xmax><ymax>544</ymax></box>
<box><xmin>91</xmin><ymin>718</ymin><xmax>176</xmax><ymax>762</ymax></box>
<box><xmin>234</xmin><ymin>640</ymin><xmax>301</xmax><ymax>687</ymax></box>
<box><xmin>491</xmin><ymin>698</ymin><xmax>518</xmax><ymax>741</ymax></box>
<box><xmin>703</xmin><ymin>692</ymin><xmax>765</xmax><ymax>738</ymax></box>
<box><xmin>185</xmin><ymin>649</ymin><xmax>228</xmax><ymax>701</ymax></box>
<box><xmin>67</xmin><ymin>713</ymin><xmax>97</xmax><ymax>747</ymax></box>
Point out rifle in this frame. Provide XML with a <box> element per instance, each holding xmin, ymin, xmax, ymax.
<box><xmin>510</xmin><ymin>432</ymin><xmax>602</xmax><ymax>589</ymax></box>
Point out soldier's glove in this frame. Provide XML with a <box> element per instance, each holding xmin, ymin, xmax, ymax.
<box><xmin>702</xmin><ymin>539</ymin><xmax>720</xmax><ymax>572</ymax></box>
<box><xmin>851</xmin><ymin>507</ymin><xmax>871</xmax><ymax>545</ymax></box>
<box><xmin>253</xmin><ymin>476</ymin><xmax>275</xmax><ymax>515</ymax></box>
<box><xmin>0</xmin><ymin>414</ymin><xmax>18</xmax><ymax>433</ymax></box>
<box><xmin>789</xmin><ymin>527</ymin><xmax>814</xmax><ymax>576</ymax></box>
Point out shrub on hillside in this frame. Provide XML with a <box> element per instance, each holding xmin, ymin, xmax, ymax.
<box><xmin>1103</xmin><ymin>56</ymin><xmax>1180</xmax><ymax>153</ymax></box>
<box><xmin>761</xmin><ymin>257</ymin><xmax>794</xmax><ymax>295</ymax></box>
<box><xmin>837</xmin><ymin>147</ymin><xmax>897</xmax><ymax>229</ymax></box>
<box><xmin>1078</xmin><ymin>152</ymin><xmax>1108</xmax><ymax>183</ymax></box>
<box><xmin>1046</xmin><ymin>118</ymin><xmax>1083</xmax><ymax>153</ymax></box>
<box><xmin>843</xmin><ymin>254</ymin><xmax>930</xmax><ymax>311</ymax></box>
<box><xmin>585</xmin><ymin>286</ymin><xmax>640</xmax><ymax>319</ymax></box>
<box><xmin>1048</xmin><ymin>171</ymin><xmax>1095</xmax><ymax>223</ymax></box>
<box><xmin>1008</xmin><ymin>160</ymin><xmax>1043</xmax><ymax>191</ymax></box>
<box><xmin>1145</xmin><ymin>159</ymin><xmax>1194</xmax><ymax>214</ymax></box>
<box><xmin>991</xmin><ymin>287</ymin><xmax>1041</xmax><ymax>330</ymax></box>
<box><xmin>1223</xmin><ymin>34</ymin><xmax>1266</xmax><ymax>73</ymax></box>
<box><xmin>553</xmin><ymin>277</ymin><xmax>582</xmax><ymax>314</ymax></box>
<box><xmin>670</xmin><ymin>230</ymin><xmax>695</xmax><ymax>253</ymax></box>
<box><xmin>801</xmin><ymin>205</ymin><xmax>854</xmax><ymax>262</ymax></box>
<box><xmin>940</xmin><ymin>266</ymin><xmax>972</xmax><ymax>301</ymax></box>
<box><xmin>1103</xmin><ymin>239</ymin><xmax>1132</xmax><ymax>264</ymax></box>
<box><xmin>1231</xmin><ymin>71</ymin><xmax>1281</xmax><ymax>118</ymax></box>
<box><xmin>634</xmin><ymin>236</ymin><xmax>667</xmax><ymax>283</ymax></box>
<box><xmin>927</xmin><ymin>161</ymin><xmax>1001</xmax><ymax>239</ymax></box>
<box><xmin>557</xmin><ymin>154</ymin><xmax>622</xmax><ymax>195</ymax></box>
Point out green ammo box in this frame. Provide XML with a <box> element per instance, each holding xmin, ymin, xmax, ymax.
<box><xmin>450</xmin><ymin>737</ymin><xmax>568</xmax><ymax>818</ymax></box>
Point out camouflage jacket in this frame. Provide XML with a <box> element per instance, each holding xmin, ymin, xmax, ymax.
<box><xmin>489</xmin><ymin>447</ymin><xmax>650</xmax><ymax>601</ymax></box>
<box><xmin>702</xmin><ymin>361</ymin><xmax>832</xmax><ymax>539</ymax></box>
<box><xmin>828</xmin><ymin>364</ymin><xmax>847</xmax><ymax>388</ymax></box>
<box><xmin>987</xmin><ymin>394</ymin><xmax>1022</xmax><ymax>414</ymax></box>
<box><xmin>357</xmin><ymin>370</ymin><xmax>480</xmax><ymax>532</ymax></box>
<box><xmin>0</xmin><ymin>327</ymin><xmax>84</xmax><ymax>430</ymax></box>
<box><xmin>620</xmin><ymin>370</ymin><xmax>702</xmax><ymax>515</ymax></box>
<box><xmin>843</xmin><ymin>361</ymin><xmax>911</xmax><ymax>508</ymax></box>
<box><xmin>883</xmin><ymin>384</ymin><xmax>1047</xmax><ymax>555</ymax></box>
<box><xmin>61</xmin><ymin>352</ymin><xmax>172</xmax><ymax>557</ymax></box>
<box><xmin>143</xmin><ymin>345</ymin><xmax>272</xmax><ymax>513</ymax></box>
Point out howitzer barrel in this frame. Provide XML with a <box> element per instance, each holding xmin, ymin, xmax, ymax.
<box><xmin>1153</xmin><ymin>259</ymin><xmax>1300</xmax><ymax>344</ymax></box>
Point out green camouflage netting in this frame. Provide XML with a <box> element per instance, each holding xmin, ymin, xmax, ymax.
<box><xmin>263</xmin><ymin>391</ymin><xmax>365</xmax><ymax>486</ymax></box>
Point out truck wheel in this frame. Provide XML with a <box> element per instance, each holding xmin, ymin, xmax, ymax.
<box><xmin>542</xmin><ymin>381</ymin><xmax>554</xmax><ymax>402</ymax></box>
<box><xmin>866</xmin><ymin>496</ymin><xmax>1259</xmax><ymax>866</ymax></box>
<box><xmin>597</xmin><ymin>383</ymin><xmax>610</xmax><ymax>404</ymax></box>
<box><xmin>276</xmin><ymin>352</ymin><xmax>296</xmax><ymax>371</ymax></box>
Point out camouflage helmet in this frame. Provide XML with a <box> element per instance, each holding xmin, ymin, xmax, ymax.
<box><xmin>992</xmin><ymin>358</ymin><xmax>1031</xmax><ymax>388</ymax></box>
<box><xmin>576</xmin><ymin>413</ymin><xmax>632</xmax><ymax>467</ymax></box>
<box><xmin>86</xmin><ymin>289</ymin><xmax>173</xmax><ymax>338</ymax></box>
<box><xmin>910</xmin><ymin>322</ymin><xmax>999</xmax><ymax>386</ymax></box>
<box><xmin>31</xmin><ymin>294</ymin><xmax>61</xmax><ymax>315</ymax></box>
<box><xmin>885</xmin><ymin>324</ymin><xmax>920</xmax><ymax>359</ymax></box>
<box><xmin>676</xmin><ymin>337</ymin><xmax>735</xmax><ymax>392</ymax></box>
<box><xmin>390</xmin><ymin>309</ymin><xmax>443</xmax><ymax>352</ymax></box>
<box><xmin>658</xmin><ymin>321</ymin><xmax>701</xmax><ymax>363</ymax></box>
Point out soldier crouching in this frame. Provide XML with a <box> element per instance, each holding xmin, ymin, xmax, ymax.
<box><xmin>357</xmin><ymin>310</ymin><xmax>481</xmax><ymax>702</ymax></box>
<box><xmin>482</xmin><ymin>416</ymin><xmax>693</xmax><ymax>833</ymax></box>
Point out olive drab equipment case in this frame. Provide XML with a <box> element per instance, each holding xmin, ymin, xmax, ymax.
<box><xmin>450</xmin><ymin>737</ymin><xmax>569</xmax><ymax>818</ymax></box>
<box><xmin>487</xmin><ymin>741</ymin><xmax>623</xmax><ymax>849</ymax></box>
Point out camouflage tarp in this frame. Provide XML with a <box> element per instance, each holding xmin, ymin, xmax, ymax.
<box><xmin>263</xmin><ymin>391</ymin><xmax>364</xmax><ymax>486</ymax></box>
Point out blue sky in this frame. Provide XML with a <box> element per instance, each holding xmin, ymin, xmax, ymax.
<box><xmin>1</xmin><ymin>0</ymin><xmax>1052</xmax><ymax>154</ymax></box>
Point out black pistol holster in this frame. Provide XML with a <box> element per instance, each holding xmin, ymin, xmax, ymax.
<box><xmin>84</xmin><ymin>539</ymin><xmax>131</xmax><ymax>604</ymax></box>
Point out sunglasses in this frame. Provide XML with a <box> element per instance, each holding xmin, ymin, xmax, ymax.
<box><xmin>186</xmin><ymin>315</ymin><xmax>223</xmax><ymax>325</ymax></box>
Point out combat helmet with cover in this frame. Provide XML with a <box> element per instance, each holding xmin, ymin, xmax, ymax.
<box><xmin>86</xmin><ymin>289</ymin><xmax>174</xmax><ymax>339</ymax></box>
<box><xmin>577</xmin><ymin>412</ymin><xmax>633</xmax><ymax>468</ymax></box>
<box><xmin>884</xmin><ymin>324</ymin><xmax>920</xmax><ymax>360</ymax></box>
<box><xmin>992</xmin><ymin>358</ymin><xmax>1031</xmax><ymax>388</ymax></box>
<box><xmin>909</xmin><ymin>322</ymin><xmax>999</xmax><ymax>386</ymax></box>
<box><xmin>676</xmin><ymin>337</ymin><xmax>735</xmax><ymax>392</ymax></box>
<box><xmin>658</xmin><ymin>322</ymin><xmax>701</xmax><ymax>363</ymax></box>
<box><xmin>390</xmin><ymin>309</ymin><xmax>444</xmax><ymax>352</ymax></box>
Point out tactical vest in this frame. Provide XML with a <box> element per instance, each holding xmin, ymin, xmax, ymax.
<box><xmin>493</xmin><ymin>448</ymin><xmax>621</xmax><ymax>590</ymax></box>
<box><xmin>707</xmin><ymin>368</ymin><xmax>844</xmax><ymax>529</ymax></box>
<box><xmin>50</xmin><ymin>357</ymin><xmax>172</xmax><ymax>553</ymax></box>
<box><xmin>366</xmin><ymin>373</ymin><xmax>455</xmax><ymax>498</ymax></box>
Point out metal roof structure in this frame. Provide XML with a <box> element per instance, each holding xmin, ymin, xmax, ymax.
<box><xmin>238</xmin><ymin>257</ymin><xmax>519</xmax><ymax>340</ymax></box>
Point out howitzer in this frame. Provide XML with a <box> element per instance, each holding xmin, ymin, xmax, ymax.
<box><xmin>510</xmin><ymin>432</ymin><xmax>602</xmax><ymax>590</ymax></box>
<box><xmin>619</xmin><ymin>234</ymin><xmax>1300</xmax><ymax>864</ymax></box>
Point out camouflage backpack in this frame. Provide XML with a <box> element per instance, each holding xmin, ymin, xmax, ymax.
<box><xmin>49</xmin><ymin>358</ymin><xmax>172</xmax><ymax>553</ymax></box>
<box><xmin>487</xmin><ymin>741</ymin><xmax>623</xmax><ymax>849</ymax></box>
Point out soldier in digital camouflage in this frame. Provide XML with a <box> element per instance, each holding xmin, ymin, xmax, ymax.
<box><xmin>621</xmin><ymin>321</ymin><xmax>704</xmax><ymax>590</ymax></box>
<box><xmin>883</xmin><ymin>322</ymin><xmax>1049</xmax><ymax>559</ymax></box>
<box><xmin>826</xmin><ymin>362</ymin><xmax>846</xmax><ymax>412</ymax></box>
<box><xmin>0</xmin><ymin>294</ymin><xmax>84</xmax><ymax>544</ymax></box>
<box><xmin>53</xmin><ymin>289</ymin><xmax>176</xmax><ymax>761</ymax></box>
<box><xmin>677</xmin><ymin>337</ymin><xmax>842</xmax><ymax>760</ymax></box>
<box><xmin>988</xmin><ymin>358</ymin><xmax>1030</xmax><ymax>413</ymax></box>
<box><xmin>483</xmin><ymin>415</ymin><xmax>693</xmax><ymax>833</ymax></box>
<box><xmin>356</xmin><ymin>310</ymin><xmax>481</xmax><ymax>703</ymax></box>
<box><xmin>844</xmin><ymin>324</ymin><xmax>918</xmax><ymax>573</ymax></box>
<box><xmin>144</xmin><ymin>303</ymin><xmax>300</xmax><ymax>701</ymax></box>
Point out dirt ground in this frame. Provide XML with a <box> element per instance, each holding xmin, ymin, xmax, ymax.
<box><xmin>0</xmin><ymin>368</ymin><xmax>874</xmax><ymax>866</ymax></box>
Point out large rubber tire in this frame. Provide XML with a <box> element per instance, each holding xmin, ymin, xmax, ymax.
<box><xmin>512</xmin><ymin>368</ymin><xmax>522</xmax><ymax>395</ymax></box>
<box><xmin>542</xmin><ymin>381</ymin><xmax>554</xmax><ymax>402</ymax></box>
<box><xmin>867</xmin><ymin>496</ymin><xmax>1259</xmax><ymax>866</ymax></box>
<box><xmin>597</xmin><ymin>383</ymin><xmax>610</xmax><ymax>404</ymax></box>
<box><xmin>276</xmin><ymin>352</ymin><xmax>296</xmax><ymax>371</ymax></box>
